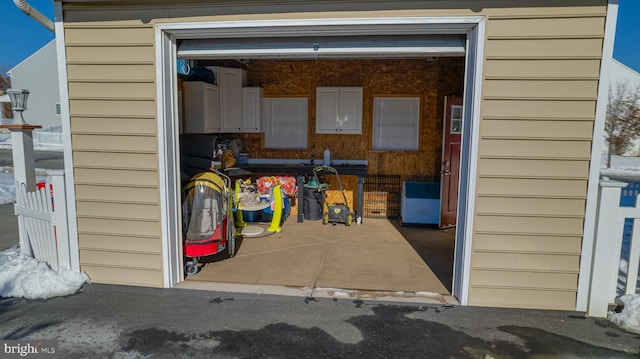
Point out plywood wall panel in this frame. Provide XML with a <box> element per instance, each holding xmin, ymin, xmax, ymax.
<box><xmin>224</xmin><ymin>57</ymin><xmax>465</xmax><ymax>192</ymax></box>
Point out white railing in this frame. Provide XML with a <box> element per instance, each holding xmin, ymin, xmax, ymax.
<box><xmin>588</xmin><ymin>178</ymin><xmax>640</xmax><ymax>317</ymax></box>
<box><xmin>13</xmin><ymin>171</ymin><xmax>71</xmax><ymax>272</ymax></box>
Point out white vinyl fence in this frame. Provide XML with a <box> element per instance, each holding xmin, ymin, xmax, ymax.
<box><xmin>13</xmin><ymin>171</ymin><xmax>71</xmax><ymax>272</ymax></box>
<box><xmin>588</xmin><ymin>178</ymin><xmax>640</xmax><ymax>317</ymax></box>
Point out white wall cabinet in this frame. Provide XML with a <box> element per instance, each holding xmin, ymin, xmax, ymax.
<box><xmin>182</xmin><ymin>81</ymin><xmax>219</xmax><ymax>133</ymax></box>
<box><xmin>316</xmin><ymin>87</ymin><xmax>363</xmax><ymax>134</ymax></box>
<box><xmin>241</xmin><ymin>87</ymin><xmax>262</xmax><ymax>133</ymax></box>
<box><xmin>207</xmin><ymin>66</ymin><xmax>247</xmax><ymax>133</ymax></box>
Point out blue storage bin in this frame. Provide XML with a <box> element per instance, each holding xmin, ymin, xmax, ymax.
<box><xmin>242</xmin><ymin>210</ymin><xmax>260</xmax><ymax>222</ymax></box>
<box><xmin>401</xmin><ymin>182</ymin><xmax>440</xmax><ymax>225</ymax></box>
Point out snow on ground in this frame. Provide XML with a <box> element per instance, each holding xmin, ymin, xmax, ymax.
<box><xmin>0</xmin><ymin>246</ymin><xmax>89</xmax><ymax>300</ymax></box>
<box><xmin>609</xmin><ymin>294</ymin><xmax>640</xmax><ymax>334</ymax></box>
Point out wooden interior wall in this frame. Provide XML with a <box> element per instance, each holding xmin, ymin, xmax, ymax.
<box><xmin>200</xmin><ymin>58</ymin><xmax>464</xmax><ymax>191</ymax></box>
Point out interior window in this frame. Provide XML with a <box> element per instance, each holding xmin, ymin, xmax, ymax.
<box><xmin>372</xmin><ymin>97</ymin><xmax>420</xmax><ymax>150</ymax></box>
<box><xmin>263</xmin><ymin>97</ymin><xmax>309</xmax><ymax>149</ymax></box>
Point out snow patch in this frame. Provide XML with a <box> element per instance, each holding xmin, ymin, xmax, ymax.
<box><xmin>609</xmin><ymin>294</ymin><xmax>640</xmax><ymax>334</ymax></box>
<box><xmin>0</xmin><ymin>246</ymin><xmax>89</xmax><ymax>300</ymax></box>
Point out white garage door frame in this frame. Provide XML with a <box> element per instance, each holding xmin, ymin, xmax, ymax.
<box><xmin>155</xmin><ymin>16</ymin><xmax>485</xmax><ymax>305</ymax></box>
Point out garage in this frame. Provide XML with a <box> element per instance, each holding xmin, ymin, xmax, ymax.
<box><xmin>59</xmin><ymin>0</ymin><xmax>609</xmax><ymax>311</ymax></box>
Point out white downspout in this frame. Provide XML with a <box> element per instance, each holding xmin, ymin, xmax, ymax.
<box><xmin>13</xmin><ymin>0</ymin><xmax>54</xmax><ymax>33</ymax></box>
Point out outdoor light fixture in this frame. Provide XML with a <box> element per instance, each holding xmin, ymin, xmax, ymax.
<box><xmin>7</xmin><ymin>89</ymin><xmax>30</xmax><ymax>125</ymax></box>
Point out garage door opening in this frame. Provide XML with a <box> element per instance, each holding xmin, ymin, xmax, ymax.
<box><xmin>156</xmin><ymin>17</ymin><xmax>484</xmax><ymax>305</ymax></box>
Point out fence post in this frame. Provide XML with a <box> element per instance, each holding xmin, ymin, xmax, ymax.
<box><xmin>588</xmin><ymin>178</ymin><xmax>627</xmax><ymax>317</ymax></box>
<box><xmin>50</xmin><ymin>170</ymin><xmax>72</xmax><ymax>271</ymax></box>
<box><xmin>628</xmin><ymin>217</ymin><xmax>640</xmax><ymax>295</ymax></box>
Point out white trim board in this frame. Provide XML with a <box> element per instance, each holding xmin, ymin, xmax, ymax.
<box><xmin>577</xmin><ymin>0</ymin><xmax>619</xmax><ymax>313</ymax></box>
<box><xmin>54</xmin><ymin>1</ymin><xmax>80</xmax><ymax>272</ymax></box>
<box><xmin>156</xmin><ymin>16</ymin><xmax>484</xmax><ymax>304</ymax></box>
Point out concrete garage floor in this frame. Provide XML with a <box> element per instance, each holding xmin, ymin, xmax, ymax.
<box><xmin>178</xmin><ymin>217</ymin><xmax>458</xmax><ymax>304</ymax></box>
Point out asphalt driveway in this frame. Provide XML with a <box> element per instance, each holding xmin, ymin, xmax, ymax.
<box><xmin>1</xmin><ymin>284</ymin><xmax>638</xmax><ymax>358</ymax></box>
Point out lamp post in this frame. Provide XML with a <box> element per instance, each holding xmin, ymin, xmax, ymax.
<box><xmin>0</xmin><ymin>88</ymin><xmax>41</xmax><ymax>256</ymax></box>
<box><xmin>6</xmin><ymin>89</ymin><xmax>30</xmax><ymax>125</ymax></box>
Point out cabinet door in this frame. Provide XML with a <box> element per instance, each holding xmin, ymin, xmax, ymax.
<box><xmin>241</xmin><ymin>87</ymin><xmax>262</xmax><ymax>133</ymax></box>
<box><xmin>203</xmin><ymin>84</ymin><xmax>219</xmax><ymax>132</ymax></box>
<box><xmin>338</xmin><ymin>87</ymin><xmax>363</xmax><ymax>134</ymax></box>
<box><xmin>316</xmin><ymin>87</ymin><xmax>340</xmax><ymax>133</ymax></box>
<box><xmin>218</xmin><ymin>67</ymin><xmax>246</xmax><ymax>132</ymax></box>
<box><xmin>183</xmin><ymin>81</ymin><xmax>219</xmax><ymax>133</ymax></box>
<box><xmin>315</xmin><ymin>87</ymin><xmax>362</xmax><ymax>134</ymax></box>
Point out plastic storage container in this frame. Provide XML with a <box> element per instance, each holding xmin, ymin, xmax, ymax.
<box><xmin>401</xmin><ymin>182</ymin><xmax>440</xmax><ymax>225</ymax></box>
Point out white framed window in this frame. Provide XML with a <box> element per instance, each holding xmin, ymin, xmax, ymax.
<box><xmin>372</xmin><ymin>97</ymin><xmax>420</xmax><ymax>150</ymax></box>
<box><xmin>264</xmin><ymin>97</ymin><xmax>308</xmax><ymax>149</ymax></box>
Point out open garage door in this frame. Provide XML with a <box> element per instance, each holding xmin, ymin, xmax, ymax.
<box><xmin>157</xmin><ymin>17</ymin><xmax>484</xmax><ymax>305</ymax></box>
<box><xmin>177</xmin><ymin>34</ymin><xmax>465</xmax><ymax>59</ymax></box>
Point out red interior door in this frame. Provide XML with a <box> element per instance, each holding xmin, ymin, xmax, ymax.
<box><xmin>440</xmin><ymin>96</ymin><xmax>463</xmax><ymax>229</ymax></box>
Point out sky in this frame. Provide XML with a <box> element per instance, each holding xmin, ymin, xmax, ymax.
<box><xmin>0</xmin><ymin>0</ymin><xmax>640</xmax><ymax>73</ymax></box>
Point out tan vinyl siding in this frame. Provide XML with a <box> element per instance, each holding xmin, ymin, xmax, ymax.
<box><xmin>473</xmin><ymin>234</ymin><xmax>582</xmax><ymax>254</ymax></box>
<box><xmin>480</xmin><ymin>119</ymin><xmax>594</xmax><ymax>140</ymax></box>
<box><xmin>475</xmin><ymin>197</ymin><xmax>586</xmax><ymax>217</ymax></box>
<box><xmin>66</xmin><ymin>46</ymin><xmax>155</xmax><ymax>64</ymax></box>
<box><xmin>468</xmin><ymin>288</ymin><xmax>577</xmax><ymax>311</ymax></box>
<box><xmin>477</xmin><ymin>178</ymin><xmax>588</xmax><ymax>198</ymax></box>
<box><xmin>471</xmin><ymin>9</ymin><xmax>605</xmax><ymax>310</ymax></box>
<box><xmin>484</xmin><ymin>59</ymin><xmax>601</xmax><ymax>79</ymax></box>
<box><xmin>73</xmin><ymin>152</ymin><xmax>158</xmax><ymax>170</ymax></box>
<box><xmin>479</xmin><ymin>140</ymin><xmax>591</xmax><ymax>160</ymax></box>
<box><xmin>80</xmin><ymin>266</ymin><xmax>162</xmax><ymax>287</ymax></box>
<box><xmin>74</xmin><ymin>168</ymin><xmax>159</xmax><ymax>187</ymax></box>
<box><xmin>483</xmin><ymin>80</ymin><xmax>599</xmax><ymax>100</ymax></box>
<box><xmin>486</xmin><ymin>38</ymin><xmax>603</xmax><ymax>59</ymax></box>
<box><xmin>61</xmin><ymin>1</ymin><xmax>606</xmax><ymax>306</ymax></box>
<box><xmin>75</xmin><ymin>202</ymin><xmax>160</xmax><ymax>220</ymax></box>
<box><xmin>473</xmin><ymin>271</ymin><xmax>578</xmax><ymax>291</ymax></box>
<box><xmin>70</xmin><ymin>117</ymin><xmax>157</xmax><ymax>135</ymax></box>
<box><xmin>67</xmin><ymin>64</ymin><xmax>155</xmax><ymax>81</ymax></box>
<box><xmin>64</xmin><ymin>20</ymin><xmax>160</xmax><ymax>286</ymax></box>
<box><xmin>68</xmin><ymin>83</ymin><xmax>157</xmax><ymax>99</ymax></box>
<box><xmin>72</xmin><ymin>135</ymin><xmax>157</xmax><ymax>153</ymax></box>
<box><xmin>75</xmin><ymin>185</ymin><xmax>159</xmax><ymax>204</ymax></box>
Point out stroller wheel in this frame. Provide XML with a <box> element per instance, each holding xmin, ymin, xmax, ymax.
<box><xmin>185</xmin><ymin>260</ymin><xmax>199</xmax><ymax>276</ymax></box>
<box><xmin>346</xmin><ymin>213</ymin><xmax>353</xmax><ymax>226</ymax></box>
